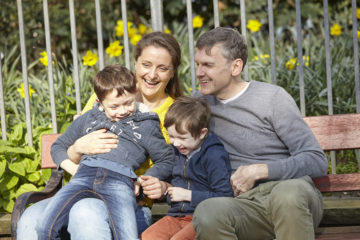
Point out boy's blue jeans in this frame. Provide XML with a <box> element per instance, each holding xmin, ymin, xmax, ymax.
<box><xmin>36</xmin><ymin>165</ymin><xmax>139</xmax><ymax>240</ymax></box>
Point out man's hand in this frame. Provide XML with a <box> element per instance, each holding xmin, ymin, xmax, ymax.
<box><xmin>167</xmin><ymin>187</ymin><xmax>191</xmax><ymax>202</ymax></box>
<box><xmin>230</xmin><ymin>164</ymin><xmax>268</xmax><ymax>197</ymax></box>
<box><xmin>67</xmin><ymin>129</ymin><xmax>118</xmax><ymax>163</ymax></box>
<box><xmin>139</xmin><ymin>175</ymin><xmax>167</xmax><ymax>199</ymax></box>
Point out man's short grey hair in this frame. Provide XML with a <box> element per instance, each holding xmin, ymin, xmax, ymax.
<box><xmin>196</xmin><ymin>27</ymin><xmax>248</xmax><ymax>69</ymax></box>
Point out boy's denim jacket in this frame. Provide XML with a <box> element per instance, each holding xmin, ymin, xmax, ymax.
<box><xmin>51</xmin><ymin>102</ymin><xmax>175</xmax><ymax>181</ymax></box>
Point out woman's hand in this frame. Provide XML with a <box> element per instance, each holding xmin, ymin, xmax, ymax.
<box><xmin>67</xmin><ymin>129</ymin><xmax>119</xmax><ymax>163</ymax></box>
<box><xmin>167</xmin><ymin>187</ymin><xmax>191</xmax><ymax>202</ymax></box>
<box><xmin>139</xmin><ymin>175</ymin><xmax>169</xmax><ymax>199</ymax></box>
<box><xmin>59</xmin><ymin>159</ymin><xmax>79</xmax><ymax>176</ymax></box>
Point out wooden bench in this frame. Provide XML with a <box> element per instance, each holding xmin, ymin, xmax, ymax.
<box><xmin>305</xmin><ymin>114</ymin><xmax>360</xmax><ymax>239</ymax></box>
<box><xmin>10</xmin><ymin>113</ymin><xmax>360</xmax><ymax>239</ymax></box>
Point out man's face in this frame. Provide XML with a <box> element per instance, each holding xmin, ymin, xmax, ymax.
<box><xmin>195</xmin><ymin>43</ymin><xmax>233</xmax><ymax>99</ymax></box>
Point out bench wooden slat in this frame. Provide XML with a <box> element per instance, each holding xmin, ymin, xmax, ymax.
<box><xmin>303</xmin><ymin>114</ymin><xmax>360</xmax><ymax>151</ymax></box>
<box><xmin>313</xmin><ymin>173</ymin><xmax>360</xmax><ymax>192</ymax></box>
<box><xmin>316</xmin><ymin>226</ymin><xmax>360</xmax><ymax>240</ymax></box>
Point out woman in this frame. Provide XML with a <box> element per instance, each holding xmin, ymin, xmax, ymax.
<box><xmin>16</xmin><ymin>31</ymin><xmax>182</xmax><ymax>239</ymax></box>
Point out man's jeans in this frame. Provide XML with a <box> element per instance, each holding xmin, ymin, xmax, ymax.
<box><xmin>36</xmin><ymin>165</ymin><xmax>139</xmax><ymax>240</ymax></box>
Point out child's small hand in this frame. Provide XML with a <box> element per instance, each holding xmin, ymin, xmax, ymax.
<box><xmin>139</xmin><ymin>175</ymin><xmax>164</xmax><ymax>199</ymax></box>
<box><xmin>134</xmin><ymin>180</ymin><xmax>141</xmax><ymax>196</ymax></box>
<box><xmin>167</xmin><ymin>187</ymin><xmax>191</xmax><ymax>202</ymax></box>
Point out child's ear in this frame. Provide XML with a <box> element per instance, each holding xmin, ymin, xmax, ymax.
<box><xmin>95</xmin><ymin>98</ymin><xmax>100</xmax><ymax>103</ymax></box>
<box><xmin>199</xmin><ymin>128</ymin><xmax>208</xmax><ymax>140</ymax></box>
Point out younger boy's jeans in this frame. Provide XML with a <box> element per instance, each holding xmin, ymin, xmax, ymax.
<box><xmin>36</xmin><ymin>164</ymin><xmax>138</xmax><ymax>240</ymax></box>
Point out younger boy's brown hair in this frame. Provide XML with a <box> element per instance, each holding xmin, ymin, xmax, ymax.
<box><xmin>164</xmin><ymin>96</ymin><xmax>211</xmax><ymax>139</ymax></box>
<box><xmin>93</xmin><ymin>64</ymin><xmax>136</xmax><ymax>102</ymax></box>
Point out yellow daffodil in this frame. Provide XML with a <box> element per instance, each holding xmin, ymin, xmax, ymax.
<box><xmin>247</xmin><ymin>19</ymin><xmax>262</xmax><ymax>33</ymax></box>
<box><xmin>115</xmin><ymin>20</ymin><xmax>134</xmax><ymax>37</ymax></box>
<box><xmin>357</xmin><ymin>8</ymin><xmax>360</xmax><ymax>19</ymax></box>
<box><xmin>138</xmin><ymin>24</ymin><xmax>147</xmax><ymax>35</ymax></box>
<box><xmin>130</xmin><ymin>34</ymin><xmax>142</xmax><ymax>45</ymax></box>
<box><xmin>253</xmin><ymin>54</ymin><xmax>270</xmax><ymax>62</ymax></box>
<box><xmin>303</xmin><ymin>56</ymin><xmax>310</xmax><ymax>67</ymax></box>
<box><xmin>17</xmin><ymin>83</ymin><xmax>35</xmax><ymax>98</ymax></box>
<box><xmin>330</xmin><ymin>24</ymin><xmax>342</xmax><ymax>36</ymax></box>
<box><xmin>358</xmin><ymin>30</ymin><xmax>360</xmax><ymax>39</ymax></box>
<box><xmin>106</xmin><ymin>41</ymin><xmax>124</xmax><ymax>58</ymax></box>
<box><xmin>128</xmin><ymin>27</ymin><xmax>137</xmax><ymax>38</ymax></box>
<box><xmin>193</xmin><ymin>15</ymin><xmax>204</xmax><ymax>29</ymax></box>
<box><xmin>285</xmin><ymin>58</ymin><xmax>296</xmax><ymax>70</ymax></box>
<box><xmin>164</xmin><ymin>27</ymin><xmax>171</xmax><ymax>34</ymax></box>
<box><xmin>39</xmin><ymin>51</ymin><xmax>54</xmax><ymax>67</ymax></box>
<box><xmin>285</xmin><ymin>56</ymin><xmax>310</xmax><ymax>70</ymax></box>
<box><xmin>189</xmin><ymin>87</ymin><xmax>200</xmax><ymax>92</ymax></box>
<box><xmin>82</xmin><ymin>51</ymin><xmax>98</xmax><ymax>66</ymax></box>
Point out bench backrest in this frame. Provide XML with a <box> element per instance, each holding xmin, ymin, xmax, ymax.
<box><xmin>41</xmin><ymin>133</ymin><xmax>61</xmax><ymax>169</ymax></box>
<box><xmin>303</xmin><ymin>113</ymin><xmax>360</xmax><ymax>151</ymax></box>
<box><xmin>303</xmin><ymin>113</ymin><xmax>360</xmax><ymax>193</ymax></box>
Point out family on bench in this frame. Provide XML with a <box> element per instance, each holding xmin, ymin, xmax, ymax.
<box><xmin>15</xmin><ymin>27</ymin><xmax>336</xmax><ymax>240</ymax></box>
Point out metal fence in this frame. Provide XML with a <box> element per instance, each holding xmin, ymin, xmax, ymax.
<box><xmin>0</xmin><ymin>0</ymin><xmax>359</xmax><ymax>173</ymax></box>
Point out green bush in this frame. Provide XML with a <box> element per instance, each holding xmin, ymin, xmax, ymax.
<box><xmin>0</xmin><ymin>123</ymin><xmax>52</xmax><ymax>212</ymax></box>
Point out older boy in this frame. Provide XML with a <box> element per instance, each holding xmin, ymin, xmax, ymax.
<box><xmin>141</xmin><ymin>96</ymin><xmax>233</xmax><ymax>240</ymax></box>
<box><xmin>36</xmin><ymin>65</ymin><xmax>174</xmax><ymax>240</ymax></box>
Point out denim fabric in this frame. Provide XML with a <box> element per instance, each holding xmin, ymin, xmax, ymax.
<box><xmin>68</xmin><ymin>198</ymin><xmax>152</xmax><ymax>238</ymax></box>
<box><xmin>16</xmin><ymin>197</ymin><xmax>152</xmax><ymax>240</ymax></box>
<box><xmin>36</xmin><ymin>165</ymin><xmax>139</xmax><ymax>240</ymax></box>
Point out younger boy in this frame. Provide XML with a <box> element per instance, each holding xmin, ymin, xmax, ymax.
<box><xmin>36</xmin><ymin>65</ymin><xmax>174</xmax><ymax>240</ymax></box>
<box><xmin>141</xmin><ymin>96</ymin><xmax>233</xmax><ymax>240</ymax></box>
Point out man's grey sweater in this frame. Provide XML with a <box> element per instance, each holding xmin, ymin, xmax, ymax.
<box><xmin>201</xmin><ymin>80</ymin><xmax>328</xmax><ymax>181</ymax></box>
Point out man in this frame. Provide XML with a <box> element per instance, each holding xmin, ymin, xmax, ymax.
<box><xmin>192</xmin><ymin>27</ymin><xmax>328</xmax><ymax>240</ymax></box>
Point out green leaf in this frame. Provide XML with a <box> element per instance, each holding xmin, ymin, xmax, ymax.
<box><xmin>8</xmin><ymin>161</ymin><xmax>26</xmax><ymax>176</ymax></box>
<box><xmin>60</xmin><ymin>122</ymin><xmax>71</xmax><ymax>133</ymax></box>
<box><xmin>1</xmin><ymin>198</ymin><xmax>14</xmax><ymax>213</ymax></box>
<box><xmin>0</xmin><ymin>157</ymin><xmax>6</xmax><ymax>177</ymax></box>
<box><xmin>7</xmin><ymin>188</ymin><xmax>17</xmax><ymax>200</ymax></box>
<box><xmin>15</xmin><ymin>183</ymin><xmax>39</xmax><ymax>198</ymax></box>
<box><xmin>26</xmin><ymin>171</ymin><xmax>41</xmax><ymax>182</ymax></box>
<box><xmin>0</xmin><ymin>139</ymin><xmax>11</xmax><ymax>147</ymax></box>
<box><xmin>25</xmin><ymin>157</ymin><xmax>40</xmax><ymax>173</ymax></box>
<box><xmin>41</xmin><ymin>168</ymin><xmax>52</xmax><ymax>183</ymax></box>
<box><xmin>23</xmin><ymin>145</ymin><xmax>37</xmax><ymax>157</ymax></box>
<box><xmin>7</xmin><ymin>123</ymin><xmax>24</xmax><ymax>143</ymax></box>
<box><xmin>0</xmin><ymin>145</ymin><xmax>36</xmax><ymax>158</ymax></box>
<box><xmin>0</xmin><ymin>175</ymin><xmax>19</xmax><ymax>191</ymax></box>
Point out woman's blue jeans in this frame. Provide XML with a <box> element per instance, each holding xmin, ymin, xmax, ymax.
<box><xmin>34</xmin><ymin>165</ymin><xmax>145</xmax><ymax>240</ymax></box>
<box><xmin>17</xmin><ymin>198</ymin><xmax>152</xmax><ymax>240</ymax></box>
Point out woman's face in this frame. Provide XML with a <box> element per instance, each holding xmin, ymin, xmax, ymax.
<box><xmin>135</xmin><ymin>46</ymin><xmax>174</xmax><ymax>100</ymax></box>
